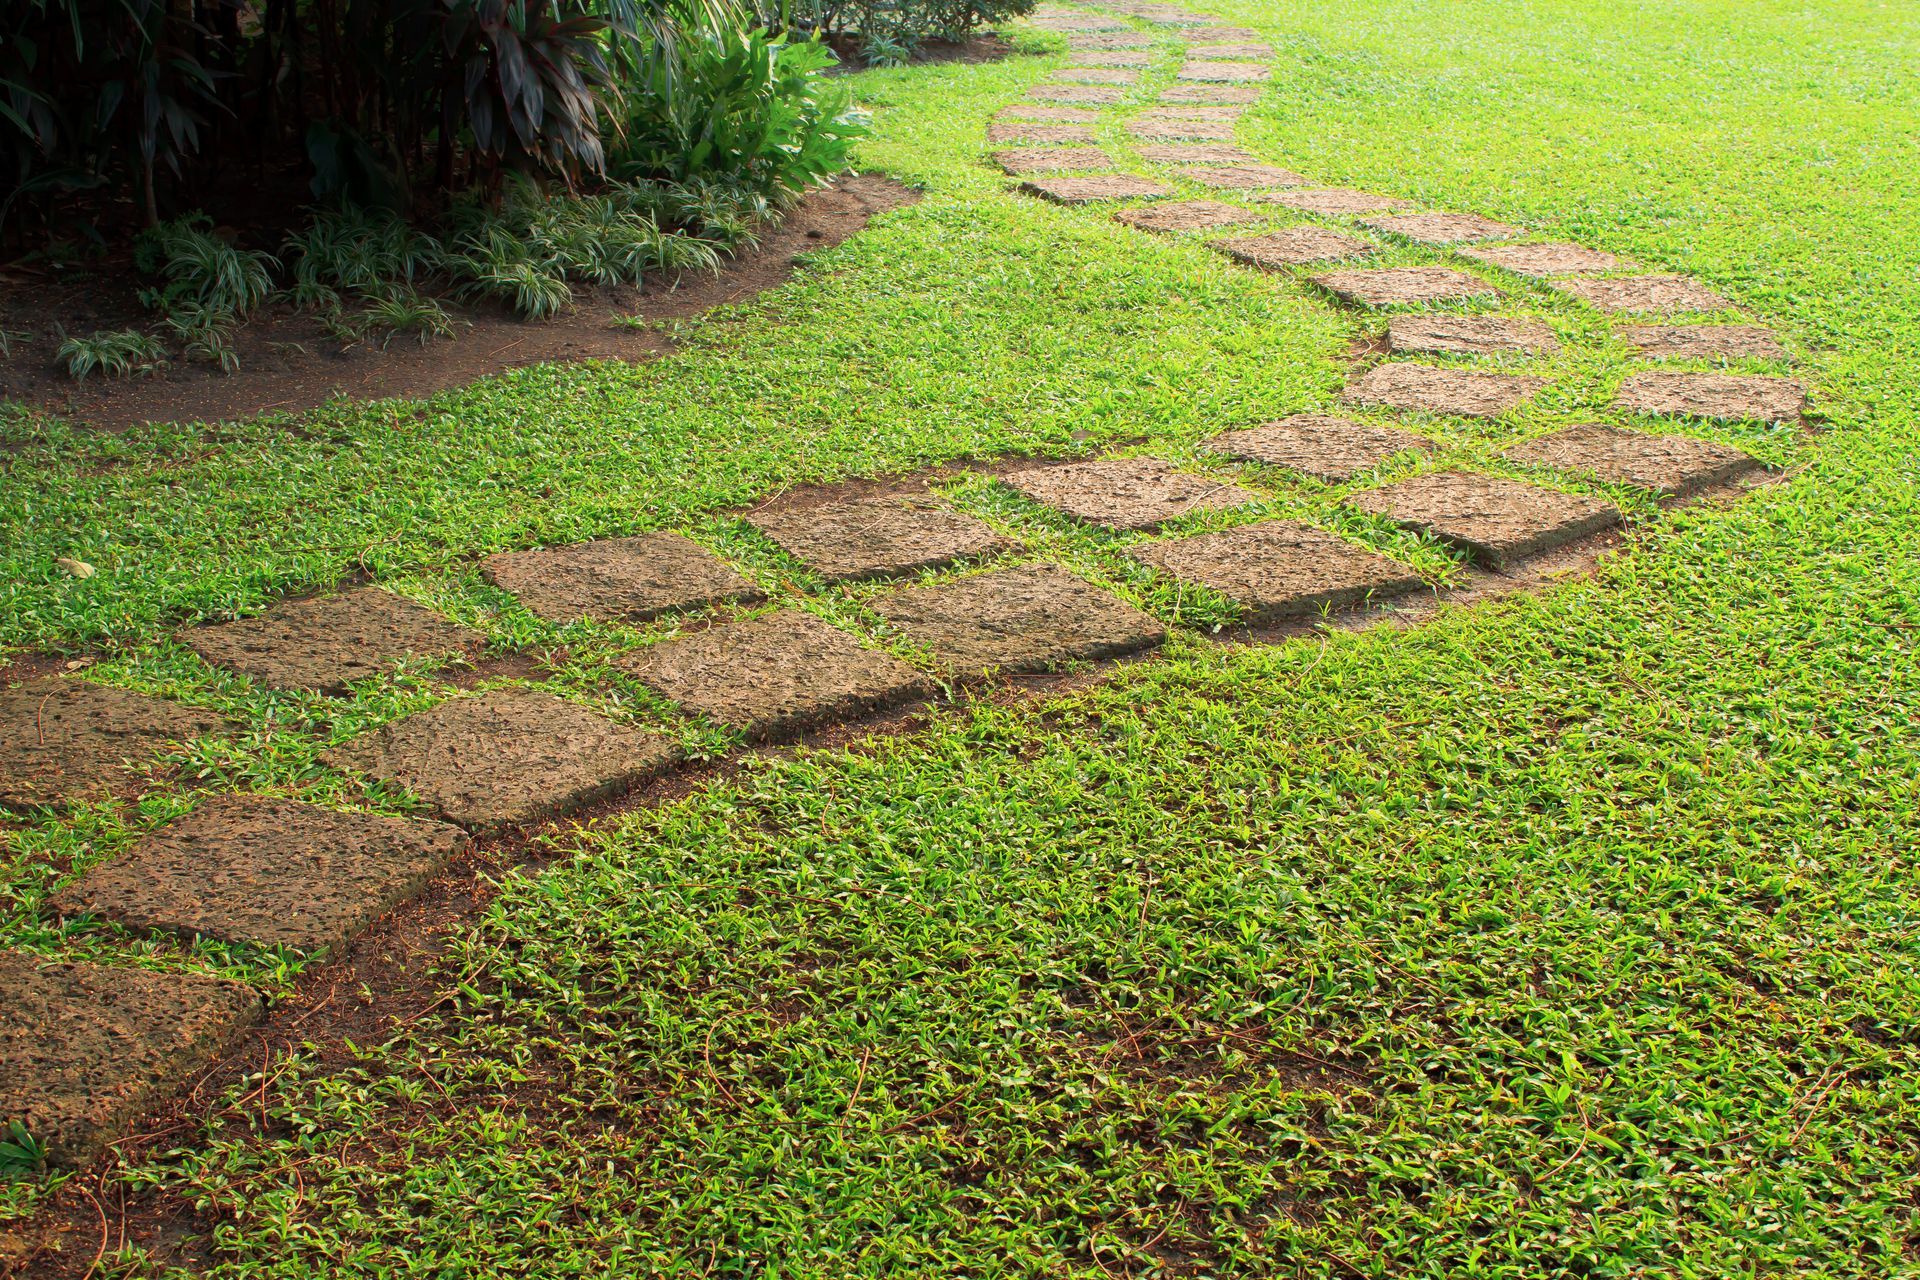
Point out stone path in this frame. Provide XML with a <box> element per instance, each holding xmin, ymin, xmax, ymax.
<box><xmin>5</xmin><ymin>0</ymin><xmax>1814</xmax><ymax>1170</ymax></box>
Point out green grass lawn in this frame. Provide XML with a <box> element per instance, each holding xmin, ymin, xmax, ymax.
<box><xmin>6</xmin><ymin>0</ymin><xmax>1920</xmax><ymax>1273</ymax></box>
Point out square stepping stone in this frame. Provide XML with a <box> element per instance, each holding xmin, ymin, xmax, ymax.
<box><xmin>1183</xmin><ymin>164</ymin><xmax>1307</xmax><ymax>189</ymax></box>
<box><xmin>994</xmin><ymin>146</ymin><xmax>1115</xmax><ymax>175</ymax></box>
<box><xmin>1159</xmin><ymin>84</ymin><xmax>1262</xmax><ymax>104</ymax></box>
<box><xmin>1185</xmin><ymin>26</ymin><xmax>1262</xmax><ymax>39</ymax></box>
<box><xmin>616</xmin><ymin>610</ymin><xmax>930</xmax><ymax>741</ymax></box>
<box><xmin>1258</xmin><ymin>187</ymin><xmax>1414</xmax><ymax>216</ymax></box>
<box><xmin>1065</xmin><ymin>32</ymin><xmax>1158</xmax><ymax>48</ymax></box>
<box><xmin>1204</xmin><ymin>414</ymin><xmax>1433</xmax><ymax>482</ymax></box>
<box><xmin>0</xmin><ymin>953</ymin><xmax>262</xmax><ymax>1168</ymax></box>
<box><xmin>1130</xmin><ymin>520</ymin><xmax>1423</xmax><ymax>623</ymax></box>
<box><xmin>1502</xmin><ymin>423</ymin><xmax>1764</xmax><ymax>498</ymax></box>
<box><xmin>1114</xmin><ymin>199</ymin><xmax>1260</xmax><ymax>233</ymax></box>
<box><xmin>183</xmin><ymin>587</ymin><xmax>484</xmax><ymax>693</ymax></box>
<box><xmin>1345</xmin><ymin>364</ymin><xmax>1546</xmax><ymax>418</ymax></box>
<box><xmin>1006</xmin><ymin>457</ymin><xmax>1261</xmax><ymax>530</ymax></box>
<box><xmin>1054</xmin><ymin>67</ymin><xmax>1140</xmax><ymax>84</ymax></box>
<box><xmin>481</xmin><ymin>532</ymin><xmax>762</xmax><ymax>627</ymax></box>
<box><xmin>1066</xmin><ymin>50</ymin><xmax>1156</xmax><ymax>66</ymax></box>
<box><xmin>1213</xmin><ymin>227</ymin><xmax>1374</xmax><ymax>269</ymax></box>
<box><xmin>1362</xmin><ymin>213</ymin><xmax>1520</xmax><ymax>244</ymax></box>
<box><xmin>1622</xmin><ymin>325</ymin><xmax>1790</xmax><ymax>363</ymax></box>
<box><xmin>1031</xmin><ymin>13</ymin><xmax>1129</xmax><ymax>30</ymax></box>
<box><xmin>875</xmin><ymin>564</ymin><xmax>1167</xmax><ymax>676</ymax></box>
<box><xmin>1029</xmin><ymin>84</ymin><xmax>1129</xmax><ymax>105</ymax></box>
<box><xmin>52</xmin><ymin>795</ymin><xmax>467</xmax><ymax>956</ymax></box>
<box><xmin>1386</xmin><ymin>314</ymin><xmax>1559</xmax><ymax>355</ymax></box>
<box><xmin>1614</xmin><ymin>371</ymin><xmax>1806</xmax><ymax>424</ymax></box>
<box><xmin>1128</xmin><ymin>118</ymin><xmax>1238</xmax><ymax>140</ymax></box>
<box><xmin>1188</xmin><ymin>42</ymin><xmax>1273</xmax><ymax>58</ymax></box>
<box><xmin>1021</xmin><ymin>175</ymin><xmax>1174</xmax><ymax>204</ymax></box>
<box><xmin>1347</xmin><ymin>472</ymin><xmax>1621</xmax><ymax>568</ymax></box>
<box><xmin>1549</xmin><ymin>274</ymin><xmax>1732</xmax><ymax>314</ymax></box>
<box><xmin>998</xmin><ymin>104</ymin><xmax>1104</xmax><ymax>124</ymax></box>
<box><xmin>987</xmin><ymin>122</ymin><xmax>1100</xmax><ymax>145</ymax></box>
<box><xmin>1177</xmin><ymin>61</ymin><xmax>1271</xmax><ymax>82</ymax></box>
<box><xmin>1311</xmin><ymin>266</ymin><xmax>1497</xmax><ymax>307</ymax></box>
<box><xmin>1458</xmin><ymin>242</ymin><xmax>1633</xmax><ymax>277</ymax></box>
<box><xmin>325</xmin><ymin>688</ymin><xmax>676</xmax><ymax>832</ymax></box>
<box><xmin>1</xmin><ymin>679</ymin><xmax>233</xmax><ymax>809</ymax></box>
<box><xmin>1135</xmin><ymin>143</ymin><xmax>1254</xmax><ymax>164</ymax></box>
<box><xmin>1139</xmin><ymin>106</ymin><xmax>1245</xmax><ymax>121</ymax></box>
<box><xmin>748</xmin><ymin>497</ymin><xmax>1009</xmax><ymax>582</ymax></box>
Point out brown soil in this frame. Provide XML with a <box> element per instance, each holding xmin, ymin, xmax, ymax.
<box><xmin>0</xmin><ymin>174</ymin><xmax>916</xmax><ymax>433</ymax></box>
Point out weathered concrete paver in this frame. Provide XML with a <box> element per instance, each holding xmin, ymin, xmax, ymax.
<box><xmin>1182</xmin><ymin>164</ymin><xmax>1307</xmax><ymax>189</ymax></box>
<box><xmin>1135</xmin><ymin>143</ymin><xmax>1254</xmax><ymax>164</ymax></box>
<box><xmin>875</xmin><ymin>564</ymin><xmax>1168</xmax><ymax>675</ymax></box>
<box><xmin>1159</xmin><ymin>84</ymin><xmax>1261</xmax><ymax>104</ymax></box>
<box><xmin>1622</xmin><ymin>325</ymin><xmax>1790</xmax><ymax>363</ymax></box>
<box><xmin>1345</xmin><ymin>364</ymin><xmax>1546</xmax><ymax>417</ymax></box>
<box><xmin>1259</xmin><ymin>188</ymin><xmax>1414</xmax><ymax>216</ymax></box>
<box><xmin>0</xmin><ymin>952</ymin><xmax>261</xmax><ymax>1167</ymax></box>
<box><xmin>1130</xmin><ymin>520</ymin><xmax>1423</xmax><ymax>623</ymax></box>
<box><xmin>748</xmin><ymin>497</ymin><xmax>1009</xmax><ymax>582</ymax></box>
<box><xmin>1214</xmin><ymin>227</ymin><xmax>1373</xmax><ymax>268</ymax></box>
<box><xmin>998</xmin><ymin>104</ymin><xmax>1104</xmax><ymax>124</ymax></box>
<box><xmin>994</xmin><ymin>146</ymin><xmax>1115</xmax><ymax>175</ymax></box>
<box><xmin>1459</xmin><ymin>242</ymin><xmax>1633</xmax><ymax>277</ymax></box>
<box><xmin>325</xmin><ymin>688</ymin><xmax>676</xmax><ymax>832</ymax></box>
<box><xmin>1177</xmin><ymin>61</ymin><xmax>1271</xmax><ymax>82</ymax></box>
<box><xmin>1550</xmin><ymin>275</ymin><xmax>1732</xmax><ymax>314</ymax></box>
<box><xmin>1311</xmin><ymin>266</ymin><xmax>1497</xmax><ymax>307</ymax></box>
<box><xmin>1114</xmin><ymin>200</ymin><xmax>1259</xmax><ymax>233</ymax></box>
<box><xmin>987</xmin><ymin>122</ymin><xmax>1100</xmax><ymax>145</ymax></box>
<box><xmin>1614</xmin><ymin>371</ymin><xmax>1806</xmax><ymax>423</ymax></box>
<box><xmin>1029</xmin><ymin>84</ymin><xmax>1130</xmax><ymax>106</ymax></box>
<box><xmin>1363</xmin><ymin>213</ymin><xmax>1520</xmax><ymax>245</ymax></box>
<box><xmin>1021</xmin><ymin>175</ymin><xmax>1174</xmax><ymax>204</ymax></box>
<box><xmin>1348</xmin><ymin>471</ymin><xmax>1622</xmax><ymax>568</ymax></box>
<box><xmin>1188</xmin><ymin>42</ymin><xmax>1273</xmax><ymax>58</ymax></box>
<box><xmin>1139</xmin><ymin>105</ymin><xmax>1245</xmax><ymax>121</ymax></box>
<box><xmin>483</xmin><ymin>532</ymin><xmax>761</xmax><ymax>627</ymax></box>
<box><xmin>183</xmin><ymin>588</ymin><xmax>484</xmax><ymax>692</ymax></box>
<box><xmin>1055</xmin><ymin>67</ymin><xmax>1140</xmax><ymax>84</ymax></box>
<box><xmin>1068</xmin><ymin>49</ymin><xmax>1156</xmax><ymax>66</ymax></box>
<box><xmin>1386</xmin><ymin>314</ymin><xmax>1559</xmax><ymax>355</ymax></box>
<box><xmin>1205</xmin><ymin>414</ymin><xmax>1433</xmax><ymax>482</ymax></box>
<box><xmin>617</xmin><ymin>610</ymin><xmax>931</xmax><ymax>741</ymax></box>
<box><xmin>1006</xmin><ymin>458</ymin><xmax>1261</xmax><ymax>530</ymax></box>
<box><xmin>1128</xmin><ymin>117</ymin><xmax>1238</xmax><ymax>140</ymax></box>
<box><xmin>1065</xmin><ymin>31</ymin><xmax>1158</xmax><ymax>49</ymax></box>
<box><xmin>1</xmin><ymin>679</ymin><xmax>233</xmax><ymax>809</ymax></box>
<box><xmin>52</xmin><ymin>795</ymin><xmax>467</xmax><ymax>956</ymax></box>
<box><xmin>1502</xmin><ymin>423</ymin><xmax>1764</xmax><ymax>498</ymax></box>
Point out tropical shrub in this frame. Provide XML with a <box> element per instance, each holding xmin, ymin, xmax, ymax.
<box><xmin>54</xmin><ymin>329</ymin><xmax>168</xmax><ymax>380</ymax></box>
<box><xmin>777</xmin><ymin>0</ymin><xmax>1035</xmax><ymax>58</ymax></box>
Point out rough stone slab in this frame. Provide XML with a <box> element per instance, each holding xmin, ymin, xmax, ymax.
<box><xmin>1054</xmin><ymin>67</ymin><xmax>1140</xmax><ymax>84</ymax></box>
<box><xmin>1177</xmin><ymin>61</ymin><xmax>1271</xmax><ymax>82</ymax></box>
<box><xmin>1135</xmin><ymin>143</ymin><xmax>1254</xmax><ymax>164</ymax></box>
<box><xmin>1258</xmin><ymin>187</ymin><xmax>1414</xmax><ymax>216</ymax></box>
<box><xmin>53</xmin><ymin>795</ymin><xmax>467</xmax><ymax>956</ymax></box>
<box><xmin>1188</xmin><ymin>42</ymin><xmax>1273</xmax><ymax>58</ymax></box>
<box><xmin>1021</xmin><ymin>175</ymin><xmax>1173</xmax><ymax>204</ymax></box>
<box><xmin>1127</xmin><ymin>118</ymin><xmax>1238</xmax><ymax>140</ymax></box>
<box><xmin>0</xmin><ymin>953</ymin><xmax>261</xmax><ymax>1167</ymax></box>
<box><xmin>875</xmin><ymin>564</ymin><xmax>1167</xmax><ymax>675</ymax></box>
<box><xmin>184</xmin><ymin>588</ymin><xmax>484</xmax><ymax>693</ymax></box>
<box><xmin>1458</xmin><ymin>242</ymin><xmax>1633</xmax><ymax>277</ymax></box>
<box><xmin>1114</xmin><ymin>200</ymin><xmax>1260</xmax><ymax>233</ymax></box>
<box><xmin>1614</xmin><ymin>371</ymin><xmax>1806</xmax><ymax>424</ymax></box>
<box><xmin>995</xmin><ymin>146</ymin><xmax>1115</xmax><ymax>175</ymax></box>
<box><xmin>987</xmin><ymin>122</ymin><xmax>1100</xmax><ymax>145</ymax></box>
<box><xmin>1347</xmin><ymin>471</ymin><xmax>1621</xmax><ymax>568</ymax></box>
<box><xmin>482</xmin><ymin>532</ymin><xmax>761</xmax><ymax>627</ymax></box>
<box><xmin>1138</xmin><ymin>106</ymin><xmax>1245</xmax><ymax>121</ymax></box>
<box><xmin>1130</xmin><ymin>520</ymin><xmax>1423</xmax><ymax>623</ymax></box>
<box><xmin>998</xmin><ymin>104</ymin><xmax>1104</xmax><ymax>123</ymax></box>
<box><xmin>1</xmin><ymin>679</ymin><xmax>233</xmax><ymax>809</ymax></box>
<box><xmin>1030</xmin><ymin>13</ymin><xmax>1129</xmax><ymax>30</ymax></box>
<box><xmin>1345</xmin><ymin>364</ymin><xmax>1546</xmax><ymax>418</ymax></box>
<box><xmin>616</xmin><ymin>610</ymin><xmax>930</xmax><ymax>741</ymax></box>
<box><xmin>324</xmin><ymin>688</ymin><xmax>676</xmax><ymax>832</ymax></box>
<box><xmin>1029</xmin><ymin>84</ymin><xmax>1129</xmax><ymax>105</ymax></box>
<box><xmin>1067</xmin><ymin>49</ymin><xmax>1157</xmax><ymax>65</ymax></box>
<box><xmin>1622</xmin><ymin>325</ymin><xmax>1791</xmax><ymax>363</ymax></box>
<box><xmin>1204</xmin><ymin>414</ymin><xmax>1433</xmax><ymax>482</ymax></box>
<box><xmin>1362</xmin><ymin>212</ymin><xmax>1520</xmax><ymax>245</ymax></box>
<box><xmin>1550</xmin><ymin>275</ymin><xmax>1732</xmax><ymax>315</ymax></box>
<box><xmin>1159</xmin><ymin>84</ymin><xmax>1262</xmax><ymax>103</ymax></box>
<box><xmin>1502</xmin><ymin>423</ymin><xmax>1764</xmax><ymax>498</ymax></box>
<box><xmin>1311</xmin><ymin>266</ymin><xmax>1497</xmax><ymax>307</ymax></box>
<box><xmin>1183</xmin><ymin>164</ymin><xmax>1307</xmax><ymax>189</ymax></box>
<box><xmin>1213</xmin><ymin>227</ymin><xmax>1372</xmax><ymax>269</ymax></box>
<box><xmin>1386</xmin><ymin>314</ymin><xmax>1559</xmax><ymax>355</ymax></box>
<box><xmin>1007</xmin><ymin>457</ymin><xmax>1261</xmax><ymax>530</ymax></box>
<box><xmin>1065</xmin><ymin>32</ymin><xmax>1158</xmax><ymax>48</ymax></box>
<box><xmin>1184</xmin><ymin>25</ymin><xmax>1262</xmax><ymax>39</ymax></box>
<box><xmin>747</xmin><ymin>497</ymin><xmax>1010</xmax><ymax>582</ymax></box>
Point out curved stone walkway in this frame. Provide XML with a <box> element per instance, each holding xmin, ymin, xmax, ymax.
<box><xmin>1</xmin><ymin>0</ymin><xmax>1813</xmax><ymax>1168</ymax></box>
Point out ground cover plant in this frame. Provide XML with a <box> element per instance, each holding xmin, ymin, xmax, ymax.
<box><xmin>4</xmin><ymin>0</ymin><xmax>1920</xmax><ymax>1275</ymax></box>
